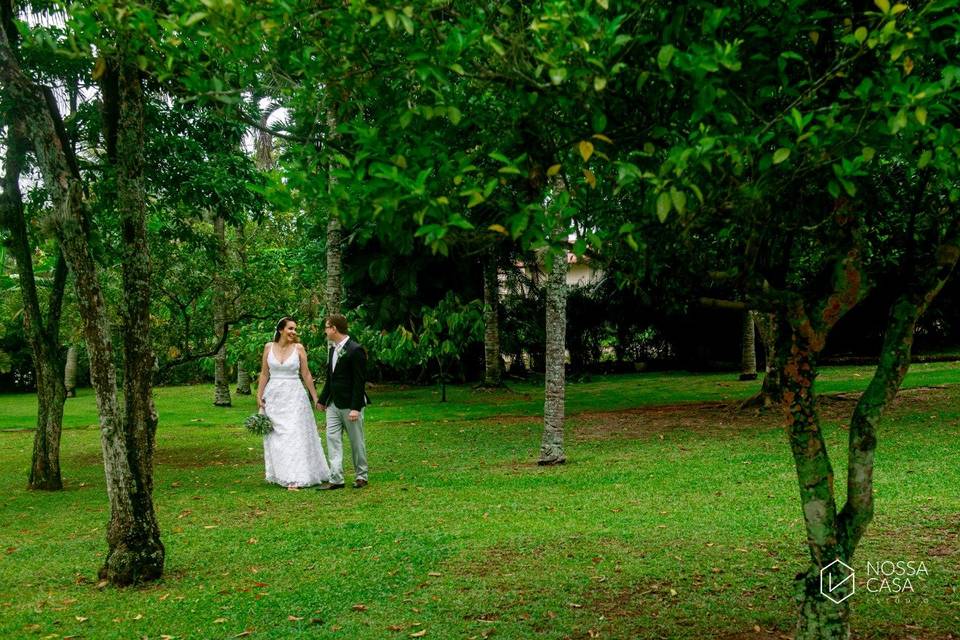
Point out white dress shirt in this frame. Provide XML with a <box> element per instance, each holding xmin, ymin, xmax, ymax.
<box><xmin>331</xmin><ymin>335</ymin><xmax>350</xmax><ymax>372</ymax></box>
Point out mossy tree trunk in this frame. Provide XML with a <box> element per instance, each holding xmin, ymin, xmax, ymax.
<box><xmin>1</xmin><ymin>125</ymin><xmax>68</xmax><ymax>491</ymax></box>
<box><xmin>779</xmin><ymin>234</ymin><xmax>959</xmax><ymax>639</ymax></box>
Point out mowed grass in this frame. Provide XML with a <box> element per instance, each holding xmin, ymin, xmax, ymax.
<box><xmin>1</xmin><ymin>363</ymin><xmax>959</xmax><ymax>639</ymax></box>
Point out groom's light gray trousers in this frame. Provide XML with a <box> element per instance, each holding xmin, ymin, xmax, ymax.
<box><xmin>325</xmin><ymin>403</ymin><xmax>368</xmax><ymax>484</ymax></box>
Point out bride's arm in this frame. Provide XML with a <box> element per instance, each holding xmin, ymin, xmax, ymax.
<box><xmin>256</xmin><ymin>343</ymin><xmax>270</xmax><ymax>409</ymax></box>
<box><xmin>297</xmin><ymin>344</ymin><xmax>321</xmax><ymax>407</ymax></box>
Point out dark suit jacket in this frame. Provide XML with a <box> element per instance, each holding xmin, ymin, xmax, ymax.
<box><xmin>319</xmin><ymin>338</ymin><xmax>370</xmax><ymax>411</ymax></box>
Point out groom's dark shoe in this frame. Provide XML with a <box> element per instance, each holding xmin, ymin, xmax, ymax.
<box><xmin>317</xmin><ymin>482</ymin><xmax>345</xmax><ymax>491</ymax></box>
<box><xmin>352</xmin><ymin>479</ymin><xmax>368</xmax><ymax>489</ymax></box>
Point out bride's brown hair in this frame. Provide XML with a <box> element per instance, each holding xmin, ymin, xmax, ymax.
<box><xmin>273</xmin><ymin>317</ymin><xmax>297</xmax><ymax>342</ymax></box>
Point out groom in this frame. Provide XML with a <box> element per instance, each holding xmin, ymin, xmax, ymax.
<box><xmin>317</xmin><ymin>314</ymin><xmax>370</xmax><ymax>490</ymax></box>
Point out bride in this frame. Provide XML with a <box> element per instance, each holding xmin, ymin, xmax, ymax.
<box><xmin>257</xmin><ymin>317</ymin><xmax>330</xmax><ymax>488</ymax></box>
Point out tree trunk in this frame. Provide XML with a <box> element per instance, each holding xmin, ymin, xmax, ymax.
<box><xmin>104</xmin><ymin>59</ymin><xmax>165</xmax><ymax>585</ymax></box>
<box><xmin>2</xmin><ymin>18</ymin><xmax>164</xmax><ymax>584</ymax></box>
<box><xmin>539</xmin><ymin>249</ymin><xmax>568</xmax><ymax>465</ymax></box>
<box><xmin>326</xmin><ymin>215</ymin><xmax>343</xmax><ymax>315</ymax></box>
<box><xmin>64</xmin><ymin>345</ymin><xmax>78</xmax><ymax>397</ymax></box>
<box><xmin>741</xmin><ymin>312</ymin><xmax>781</xmax><ymax>410</ymax></box>
<box><xmin>212</xmin><ymin>213</ymin><xmax>232</xmax><ymax>407</ymax></box>
<box><xmin>739</xmin><ymin>310</ymin><xmax>757</xmax><ymax>380</ymax></box>
<box><xmin>481</xmin><ymin>247</ymin><xmax>502</xmax><ymax>387</ymax></box>
<box><xmin>235</xmin><ymin>363</ymin><xmax>251</xmax><ymax>395</ymax></box>
<box><xmin>1</xmin><ymin>126</ymin><xmax>67</xmax><ymax>490</ymax></box>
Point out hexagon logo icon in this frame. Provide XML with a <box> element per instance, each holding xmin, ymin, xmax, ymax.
<box><xmin>820</xmin><ymin>559</ymin><xmax>855</xmax><ymax>604</ymax></box>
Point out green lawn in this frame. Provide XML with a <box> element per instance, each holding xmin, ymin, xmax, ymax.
<box><xmin>1</xmin><ymin>364</ymin><xmax>959</xmax><ymax>639</ymax></box>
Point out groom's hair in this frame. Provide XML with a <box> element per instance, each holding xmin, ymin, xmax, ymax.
<box><xmin>325</xmin><ymin>314</ymin><xmax>348</xmax><ymax>334</ymax></box>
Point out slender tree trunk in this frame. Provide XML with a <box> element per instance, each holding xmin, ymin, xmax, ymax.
<box><xmin>481</xmin><ymin>247</ymin><xmax>502</xmax><ymax>387</ymax></box>
<box><xmin>64</xmin><ymin>345</ymin><xmax>78</xmax><ymax>397</ymax></box>
<box><xmin>1</xmin><ymin>127</ymin><xmax>67</xmax><ymax>490</ymax></box>
<box><xmin>539</xmin><ymin>249</ymin><xmax>568</xmax><ymax>465</ymax></box>
<box><xmin>324</xmin><ymin>106</ymin><xmax>343</xmax><ymax>316</ymax></box>
<box><xmin>739</xmin><ymin>310</ymin><xmax>757</xmax><ymax>380</ymax></box>
<box><xmin>104</xmin><ymin>59</ymin><xmax>164</xmax><ymax>584</ymax></box>
<box><xmin>741</xmin><ymin>312</ymin><xmax>781</xmax><ymax>410</ymax></box>
<box><xmin>212</xmin><ymin>213</ymin><xmax>232</xmax><ymax>406</ymax></box>
<box><xmin>235</xmin><ymin>363</ymin><xmax>251</xmax><ymax>395</ymax></box>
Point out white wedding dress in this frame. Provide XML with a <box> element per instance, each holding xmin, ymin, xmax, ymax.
<box><xmin>262</xmin><ymin>345</ymin><xmax>330</xmax><ymax>487</ymax></box>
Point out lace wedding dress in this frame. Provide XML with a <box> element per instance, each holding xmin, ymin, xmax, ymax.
<box><xmin>262</xmin><ymin>345</ymin><xmax>330</xmax><ymax>487</ymax></box>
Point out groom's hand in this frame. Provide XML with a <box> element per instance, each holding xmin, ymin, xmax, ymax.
<box><xmin>317</xmin><ymin>402</ymin><xmax>326</xmax><ymax>411</ymax></box>
<box><xmin>348</xmin><ymin>410</ymin><xmax>360</xmax><ymax>421</ymax></box>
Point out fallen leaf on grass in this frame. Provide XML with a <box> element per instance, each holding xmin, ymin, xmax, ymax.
<box><xmin>75</xmin><ymin>616</ymin><xmax>88</xmax><ymax>622</ymax></box>
<box><xmin>352</xmin><ymin>604</ymin><xmax>367</xmax><ymax>611</ymax></box>
<box><xmin>96</xmin><ymin>580</ymin><xmax>109</xmax><ymax>589</ymax></box>
<box><xmin>566</xmin><ymin>603</ymin><xmax>582</xmax><ymax>608</ymax></box>
<box><xmin>133</xmin><ymin>613</ymin><xmax>143</xmax><ymax>620</ymax></box>
<box><xmin>387</xmin><ymin>624</ymin><xmax>405</xmax><ymax>631</ymax></box>
<box><xmin>410</xmin><ymin>630</ymin><xmax>427</xmax><ymax>638</ymax></box>
<box><xmin>214</xmin><ymin>618</ymin><xmax>227</xmax><ymax>623</ymax></box>
<box><xmin>233</xmin><ymin>631</ymin><xmax>253</xmax><ymax>638</ymax></box>
<box><xmin>427</xmin><ymin>572</ymin><xmax>442</xmax><ymax>577</ymax></box>
<box><xmin>288</xmin><ymin>615</ymin><xmax>303</xmax><ymax>621</ymax></box>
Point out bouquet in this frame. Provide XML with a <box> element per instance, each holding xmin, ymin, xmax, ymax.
<box><xmin>244</xmin><ymin>412</ymin><xmax>274</xmax><ymax>435</ymax></box>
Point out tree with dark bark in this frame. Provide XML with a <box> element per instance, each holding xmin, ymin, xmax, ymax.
<box><xmin>1</xmin><ymin>124</ymin><xmax>68</xmax><ymax>490</ymax></box>
<box><xmin>1</xmin><ymin>6</ymin><xmax>164</xmax><ymax>585</ymax></box>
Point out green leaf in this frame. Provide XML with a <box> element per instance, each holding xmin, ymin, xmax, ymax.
<box><xmin>670</xmin><ymin>187</ymin><xmax>686</xmax><ymax>215</ymax></box>
<box><xmin>874</xmin><ymin>0</ymin><xmax>890</xmax><ymax>13</ymax></box>
<box><xmin>918</xmin><ymin>150</ymin><xmax>932</xmax><ymax>169</ymax></box>
<box><xmin>862</xmin><ymin>147</ymin><xmax>876</xmax><ymax>162</ymax></box>
<box><xmin>549</xmin><ymin>68</ymin><xmax>567</xmax><ymax>85</ymax></box>
<box><xmin>384</xmin><ymin>9</ymin><xmax>397</xmax><ymax>29</ymax></box>
<box><xmin>447</xmin><ymin>106</ymin><xmax>462</xmax><ymax>125</ymax></box>
<box><xmin>657</xmin><ymin>45</ymin><xmax>675</xmax><ymax>71</ymax></box>
<box><xmin>596</xmin><ymin>0</ymin><xmax>609</xmax><ymax>9</ymax></box>
<box><xmin>656</xmin><ymin>192</ymin><xmax>671</xmax><ymax>223</ymax></box>
<box><xmin>594</xmin><ymin>76</ymin><xmax>607</xmax><ymax>92</ymax></box>
<box><xmin>185</xmin><ymin>11</ymin><xmax>207</xmax><ymax>26</ymax></box>
<box><xmin>915</xmin><ymin>106</ymin><xmax>927</xmax><ymax>125</ymax></box>
<box><xmin>773</xmin><ymin>148</ymin><xmax>791</xmax><ymax>164</ymax></box>
<box><xmin>854</xmin><ymin>27</ymin><xmax>868</xmax><ymax>43</ymax></box>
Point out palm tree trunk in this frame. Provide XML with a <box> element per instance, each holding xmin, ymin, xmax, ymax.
<box><xmin>539</xmin><ymin>249</ymin><xmax>568</xmax><ymax>465</ymax></box>
<box><xmin>212</xmin><ymin>213</ymin><xmax>231</xmax><ymax>406</ymax></box>
<box><xmin>325</xmin><ymin>107</ymin><xmax>343</xmax><ymax>316</ymax></box>
<box><xmin>64</xmin><ymin>345</ymin><xmax>78</xmax><ymax>397</ymax></box>
<box><xmin>739</xmin><ymin>310</ymin><xmax>757</xmax><ymax>380</ymax></box>
<box><xmin>481</xmin><ymin>247</ymin><xmax>502</xmax><ymax>386</ymax></box>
